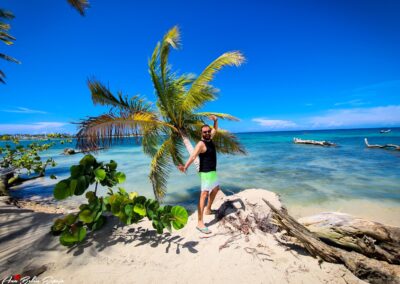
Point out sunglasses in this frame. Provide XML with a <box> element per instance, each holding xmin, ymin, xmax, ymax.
<box><xmin>202</xmin><ymin>130</ymin><xmax>211</xmax><ymax>134</ymax></box>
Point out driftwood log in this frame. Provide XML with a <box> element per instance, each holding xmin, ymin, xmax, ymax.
<box><xmin>263</xmin><ymin>199</ymin><xmax>400</xmax><ymax>284</ymax></box>
<box><xmin>293</xmin><ymin>138</ymin><xmax>337</xmax><ymax>147</ymax></box>
<box><xmin>299</xmin><ymin>213</ymin><xmax>400</xmax><ymax>264</ymax></box>
<box><xmin>364</xmin><ymin>138</ymin><xmax>400</xmax><ymax>151</ymax></box>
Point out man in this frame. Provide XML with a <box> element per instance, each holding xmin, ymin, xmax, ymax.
<box><xmin>178</xmin><ymin>115</ymin><xmax>219</xmax><ymax>234</ymax></box>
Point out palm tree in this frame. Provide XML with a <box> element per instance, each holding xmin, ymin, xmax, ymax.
<box><xmin>0</xmin><ymin>9</ymin><xmax>20</xmax><ymax>83</ymax></box>
<box><xmin>67</xmin><ymin>0</ymin><xmax>90</xmax><ymax>16</ymax></box>
<box><xmin>77</xmin><ymin>26</ymin><xmax>246</xmax><ymax>200</ymax></box>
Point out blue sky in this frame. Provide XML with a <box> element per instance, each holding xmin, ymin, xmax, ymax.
<box><xmin>1</xmin><ymin>0</ymin><xmax>399</xmax><ymax>134</ymax></box>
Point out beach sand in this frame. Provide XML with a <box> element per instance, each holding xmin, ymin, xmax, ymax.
<box><xmin>0</xmin><ymin>189</ymin><xmax>366</xmax><ymax>284</ymax></box>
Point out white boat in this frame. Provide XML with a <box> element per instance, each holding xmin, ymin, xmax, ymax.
<box><xmin>380</xmin><ymin>129</ymin><xmax>391</xmax><ymax>133</ymax></box>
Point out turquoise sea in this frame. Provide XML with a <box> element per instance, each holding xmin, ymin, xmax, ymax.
<box><xmin>6</xmin><ymin>128</ymin><xmax>400</xmax><ymax>223</ymax></box>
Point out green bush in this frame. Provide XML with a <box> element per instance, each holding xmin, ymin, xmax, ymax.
<box><xmin>51</xmin><ymin>154</ymin><xmax>188</xmax><ymax>247</ymax></box>
<box><xmin>0</xmin><ymin>140</ymin><xmax>56</xmax><ymax>186</ymax></box>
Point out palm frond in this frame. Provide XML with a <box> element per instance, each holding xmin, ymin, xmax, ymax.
<box><xmin>0</xmin><ymin>53</ymin><xmax>20</xmax><ymax>63</ymax></box>
<box><xmin>0</xmin><ymin>32</ymin><xmax>16</xmax><ymax>44</ymax></box>
<box><xmin>76</xmin><ymin>112</ymin><xmax>173</xmax><ymax>150</ymax></box>
<box><xmin>182</xmin><ymin>51</ymin><xmax>245</xmax><ymax>112</ymax></box>
<box><xmin>0</xmin><ymin>9</ymin><xmax>14</xmax><ymax>20</ymax></box>
<box><xmin>168</xmin><ymin>134</ymin><xmax>185</xmax><ymax>166</ymax></box>
<box><xmin>141</xmin><ymin>126</ymin><xmax>161</xmax><ymax>157</ymax></box>
<box><xmin>160</xmin><ymin>26</ymin><xmax>180</xmax><ymax>83</ymax></box>
<box><xmin>193</xmin><ymin>112</ymin><xmax>240</xmax><ymax>121</ymax></box>
<box><xmin>212</xmin><ymin>129</ymin><xmax>247</xmax><ymax>155</ymax></box>
<box><xmin>0</xmin><ymin>22</ymin><xmax>10</xmax><ymax>31</ymax></box>
<box><xmin>149</xmin><ymin>138</ymin><xmax>173</xmax><ymax>201</ymax></box>
<box><xmin>67</xmin><ymin>0</ymin><xmax>90</xmax><ymax>16</ymax></box>
<box><xmin>149</xmin><ymin>27</ymin><xmax>185</xmax><ymax>123</ymax></box>
<box><xmin>0</xmin><ymin>69</ymin><xmax>5</xmax><ymax>84</ymax></box>
<box><xmin>186</xmin><ymin>124</ymin><xmax>246</xmax><ymax>155</ymax></box>
<box><xmin>88</xmin><ymin>79</ymin><xmax>152</xmax><ymax>113</ymax></box>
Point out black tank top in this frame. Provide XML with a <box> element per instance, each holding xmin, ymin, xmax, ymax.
<box><xmin>199</xmin><ymin>139</ymin><xmax>217</xmax><ymax>172</ymax></box>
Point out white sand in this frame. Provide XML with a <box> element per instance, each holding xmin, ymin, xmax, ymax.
<box><xmin>0</xmin><ymin>190</ymin><xmax>365</xmax><ymax>284</ymax></box>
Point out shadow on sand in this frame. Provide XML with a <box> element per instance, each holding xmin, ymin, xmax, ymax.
<box><xmin>65</xmin><ymin>216</ymin><xmax>199</xmax><ymax>256</ymax></box>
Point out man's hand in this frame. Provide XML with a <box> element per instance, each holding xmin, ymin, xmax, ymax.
<box><xmin>178</xmin><ymin>164</ymin><xmax>186</xmax><ymax>173</ymax></box>
<box><xmin>209</xmin><ymin>115</ymin><xmax>217</xmax><ymax>121</ymax></box>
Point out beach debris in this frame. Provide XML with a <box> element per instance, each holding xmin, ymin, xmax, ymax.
<box><xmin>243</xmin><ymin>247</ymin><xmax>273</xmax><ymax>262</ymax></box>
<box><xmin>219</xmin><ymin>234</ymin><xmax>242</xmax><ymax>251</ymax></box>
<box><xmin>364</xmin><ymin>138</ymin><xmax>400</xmax><ymax>151</ymax></box>
<box><xmin>216</xmin><ymin>194</ymin><xmax>280</xmax><ymax>252</ymax></box>
<box><xmin>293</xmin><ymin>138</ymin><xmax>337</xmax><ymax>147</ymax></box>
<box><xmin>299</xmin><ymin>212</ymin><xmax>400</xmax><ymax>265</ymax></box>
<box><xmin>263</xmin><ymin>198</ymin><xmax>400</xmax><ymax>284</ymax></box>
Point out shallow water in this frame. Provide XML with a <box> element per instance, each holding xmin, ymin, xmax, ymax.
<box><xmin>5</xmin><ymin>128</ymin><xmax>400</xmax><ymax>222</ymax></box>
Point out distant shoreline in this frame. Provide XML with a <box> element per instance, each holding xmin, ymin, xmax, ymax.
<box><xmin>1</xmin><ymin>126</ymin><xmax>399</xmax><ymax>137</ymax></box>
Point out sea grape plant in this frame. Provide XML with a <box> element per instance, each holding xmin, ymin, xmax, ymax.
<box><xmin>0</xmin><ymin>140</ymin><xmax>56</xmax><ymax>187</ymax></box>
<box><xmin>51</xmin><ymin>154</ymin><xmax>188</xmax><ymax>247</ymax></box>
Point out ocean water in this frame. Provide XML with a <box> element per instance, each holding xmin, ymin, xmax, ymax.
<box><xmin>5</xmin><ymin>128</ymin><xmax>400</xmax><ymax>216</ymax></box>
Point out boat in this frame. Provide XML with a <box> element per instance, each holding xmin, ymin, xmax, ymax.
<box><xmin>380</xmin><ymin>129</ymin><xmax>391</xmax><ymax>134</ymax></box>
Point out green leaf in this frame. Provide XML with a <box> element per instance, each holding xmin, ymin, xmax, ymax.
<box><xmin>115</xmin><ymin>172</ymin><xmax>126</xmax><ymax>183</ymax></box>
<box><xmin>50</xmin><ymin>174</ymin><xmax>57</xmax><ymax>179</ymax></box>
<box><xmin>64</xmin><ymin>213</ymin><xmax>78</xmax><ymax>225</ymax></box>
<box><xmin>75</xmin><ymin>226</ymin><xmax>87</xmax><ymax>242</ymax></box>
<box><xmin>59</xmin><ymin>231</ymin><xmax>76</xmax><ymax>246</ymax></box>
<box><xmin>70</xmin><ymin>165</ymin><xmax>84</xmax><ymax>178</ymax></box>
<box><xmin>129</xmin><ymin>192</ymin><xmax>138</xmax><ymax>200</ymax></box>
<box><xmin>54</xmin><ymin>180</ymin><xmax>71</xmax><ymax>200</ymax></box>
<box><xmin>79</xmin><ymin>209</ymin><xmax>94</xmax><ymax>223</ymax></box>
<box><xmin>124</xmin><ymin>204</ymin><xmax>133</xmax><ymax>216</ymax></box>
<box><xmin>70</xmin><ymin>178</ymin><xmax>78</xmax><ymax>194</ymax></box>
<box><xmin>7</xmin><ymin>175</ymin><xmax>18</xmax><ymax>184</ymax></box>
<box><xmin>91</xmin><ymin>215</ymin><xmax>106</xmax><ymax>231</ymax></box>
<box><xmin>108</xmin><ymin>160</ymin><xmax>117</xmax><ymax>171</ymax></box>
<box><xmin>133</xmin><ymin>203</ymin><xmax>146</xmax><ymax>216</ymax></box>
<box><xmin>110</xmin><ymin>197</ymin><xmax>122</xmax><ymax>215</ymax></box>
<box><xmin>74</xmin><ymin>176</ymin><xmax>88</xmax><ymax>195</ymax></box>
<box><xmin>79</xmin><ymin>154</ymin><xmax>96</xmax><ymax>167</ymax></box>
<box><xmin>85</xmin><ymin>191</ymin><xmax>96</xmax><ymax>202</ymax></box>
<box><xmin>171</xmin><ymin>206</ymin><xmax>188</xmax><ymax>230</ymax></box>
<box><xmin>51</xmin><ymin>219</ymin><xmax>66</xmax><ymax>233</ymax></box>
<box><xmin>94</xmin><ymin>168</ymin><xmax>106</xmax><ymax>181</ymax></box>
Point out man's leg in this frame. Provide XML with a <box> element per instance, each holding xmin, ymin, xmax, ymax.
<box><xmin>205</xmin><ymin>185</ymin><xmax>220</xmax><ymax>215</ymax></box>
<box><xmin>197</xmin><ymin>191</ymin><xmax>209</xmax><ymax>228</ymax></box>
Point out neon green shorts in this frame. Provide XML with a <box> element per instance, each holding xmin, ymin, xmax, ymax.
<box><xmin>199</xmin><ymin>171</ymin><xmax>219</xmax><ymax>192</ymax></box>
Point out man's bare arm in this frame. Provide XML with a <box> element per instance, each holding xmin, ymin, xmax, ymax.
<box><xmin>210</xmin><ymin>115</ymin><xmax>218</xmax><ymax>138</ymax></box>
<box><xmin>178</xmin><ymin>142</ymin><xmax>204</xmax><ymax>173</ymax></box>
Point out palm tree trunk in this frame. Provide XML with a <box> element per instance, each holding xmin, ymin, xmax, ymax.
<box><xmin>180</xmin><ymin>132</ymin><xmax>200</xmax><ymax>171</ymax></box>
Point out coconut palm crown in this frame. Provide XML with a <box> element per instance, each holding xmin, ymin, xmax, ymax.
<box><xmin>77</xmin><ymin>26</ymin><xmax>246</xmax><ymax>200</ymax></box>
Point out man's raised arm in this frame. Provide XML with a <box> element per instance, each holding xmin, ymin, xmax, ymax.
<box><xmin>210</xmin><ymin>115</ymin><xmax>218</xmax><ymax>138</ymax></box>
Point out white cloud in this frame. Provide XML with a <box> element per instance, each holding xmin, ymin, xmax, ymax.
<box><xmin>0</xmin><ymin>122</ymin><xmax>68</xmax><ymax>134</ymax></box>
<box><xmin>308</xmin><ymin>105</ymin><xmax>400</xmax><ymax>128</ymax></box>
<box><xmin>251</xmin><ymin>105</ymin><xmax>400</xmax><ymax>131</ymax></box>
<box><xmin>333</xmin><ymin>99</ymin><xmax>367</xmax><ymax>107</ymax></box>
<box><xmin>252</xmin><ymin>118</ymin><xmax>297</xmax><ymax>129</ymax></box>
<box><xmin>1</xmin><ymin>107</ymin><xmax>47</xmax><ymax>114</ymax></box>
